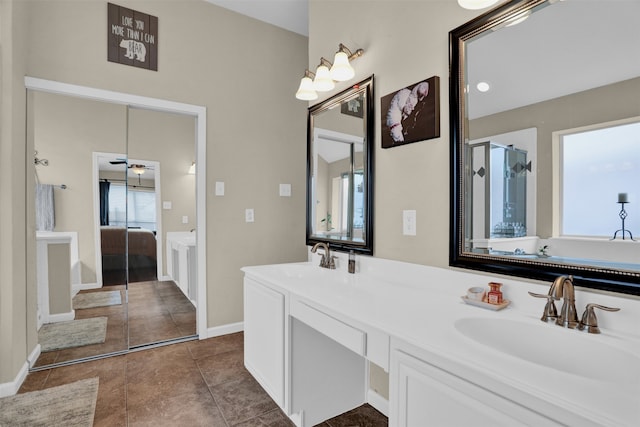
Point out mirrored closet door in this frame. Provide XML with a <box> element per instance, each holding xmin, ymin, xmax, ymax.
<box><xmin>28</xmin><ymin>89</ymin><xmax>198</xmax><ymax>369</ymax></box>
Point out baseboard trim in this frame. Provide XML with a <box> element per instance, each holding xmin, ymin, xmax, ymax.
<box><xmin>367</xmin><ymin>389</ymin><xmax>389</xmax><ymax>417</ymax></box>
<box><xmin>27</xmin><ymin>344</ymin><xmax>42</xmax><ymax>369</ymax></box>
<box><xmin>0</xmin><ymin>361</ymin><xmax>29</xmax><ymax>398</ymax></box>
<box><xmin>45</xmin><ymin>310</ymin><xmax>75</xmax><ymax>324</ymax></box>
<box><xmin>206</xmin><ymin>321</ymin><xmax>244</xmax><ymax>339</ymax></box>
<box><xmin>72</xmin><ymin>282</ymin><xmax>101</xmax><ymax>295</ymax></box>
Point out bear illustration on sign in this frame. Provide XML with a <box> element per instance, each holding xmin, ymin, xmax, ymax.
<box><xmin>119</xmin><ymin>39</ymin><xmax>147</xmax><ymax>62</ymax></box>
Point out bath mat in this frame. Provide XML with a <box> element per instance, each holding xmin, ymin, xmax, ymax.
<box><xmin>73</xmin><ymin>290</ymin><xmax>122</xmax><ymax>310</ymax></box>
<box><xmin>39</xmin><ymin>317</ymin><xmax>108</xmax><ymax>352</ymax></box>
<box><xmin>0</xmin><ymin>377</ymin><xmax>98</xmax><ymax>427</ymax></box>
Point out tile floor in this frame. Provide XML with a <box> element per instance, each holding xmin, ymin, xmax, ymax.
<box><xmin>35</xmin><ymin>280</ymin><xmax>196</xmax><ymax>368</ymax></box>
<box><xmin>20</xmin><ymin>332</ymin><xmax>388</xmax><ymax>426</ymax></box>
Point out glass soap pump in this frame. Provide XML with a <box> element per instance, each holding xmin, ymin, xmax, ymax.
<box><xmin>348</xmin><ymin>250</ymin><xmax>356</xmax><ymax>274</ymax></box>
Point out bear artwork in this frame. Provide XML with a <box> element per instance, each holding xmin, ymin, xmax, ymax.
<box><xmin>120</xmin><ymin>39</ymin><xmax>147</xmax><ymax>62</ymax></box>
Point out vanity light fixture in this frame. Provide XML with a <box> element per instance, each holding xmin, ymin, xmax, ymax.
<box><xmin>188</xmin><ymin>161</ymin><xmax>196</xmax><ymax>175</ymax></box>
<box><xmin>295</xmin><ymin>69</ymin><xmax>319</xmax><ymax>101</ymax></box>
<box><xmin>458</xmin><ymin>0</ymin><xmax>499</xmax><ymax>10</ymax></box>
<box><xmin>330</xmin><ymin>44</ymin><xmax>363</xmax><ymax>82</ymax></box>
<box><xmin>313</xmin><ymin>58</ymin><xmax>335</xmax><ymax>92</ymax></box>
<box><xmin>296</xmin><ymin>43</ymin><xmax>364</xmax><ymax>100</ymax></box>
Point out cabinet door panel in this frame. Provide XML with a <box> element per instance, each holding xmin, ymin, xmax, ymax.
<box><xmin>244</xmin><ymin>278</ymin><xmax>285</xmax><ymax>407</ymax></box>
<box><xmin>392</xmin><ymin>350</ymin><xmax>559</xmax><ymax>427</ymax></box>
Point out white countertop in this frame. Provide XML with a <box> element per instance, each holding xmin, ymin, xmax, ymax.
<box><xmin>242</xmin><ymin>258</ymin><xmax>640</xmax><ymax>426</ymax></box>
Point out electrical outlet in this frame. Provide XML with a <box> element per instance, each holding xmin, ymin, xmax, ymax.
<box><xmin>163</xmin><ymin>201</ymin><xmax>172</xmax><ymax>210</ymax></box>
<box><xmin>245</xmin><ymin>208</ymin><xmax>254</xmax><ymax>223</ymax></box>
<box><xmin>403</xmin><ymin>210</ymin><xmax>417</xmax><ymax>236</ymax></box>
<box><xmin>182</xmin><ymin>216</ymin><xmax>189</xmax><ymax>224</ymax></box>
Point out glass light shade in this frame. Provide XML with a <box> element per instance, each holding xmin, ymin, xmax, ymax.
<box><xmin>131</xmin><ymin>165</ymin><xmax>145</xmax><ymax>175</ymax></box>
<box><xmin>188</xmin><ymin>162</ymin><xmax>196</xmax><ymax>174</ymax></box>
<box><xmin>295</xmin><ymin>76</ymin><xmax>318</xmax><ymax>100</ymax></box>
<box><xmin>313</xmin><ymin>65</ymin><xmax>335</xmax><ymax>92</ymax></box>
<box><xmin>330</xmin><ymin>51</ymin><xmax>355</xmax><ymax>82</ymax></box>
<box><xmin>457</xmin><ymin>0</ymin><xmax>498</xmax><ymax>10</ymax></box>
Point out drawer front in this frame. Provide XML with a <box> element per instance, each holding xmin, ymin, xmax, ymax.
<box><xmin>290</xmin><ymin>298</ymin><xmax>366</xmax><ymax>356</ymax></box>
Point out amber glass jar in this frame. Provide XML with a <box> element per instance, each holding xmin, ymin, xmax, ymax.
<box><xmin>487</xmin><ymin>282</ymin><xmax>503</xmax><ymax>304</ymax></box>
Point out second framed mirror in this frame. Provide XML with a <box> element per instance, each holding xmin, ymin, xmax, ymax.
<box><xmin>307</xmin><ymin>76</ymin><xmax>374</xmax><ymax>255</ymax></box>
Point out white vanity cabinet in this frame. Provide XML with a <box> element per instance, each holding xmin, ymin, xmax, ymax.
<box><xmin>243</xmin><ymin>260</ymin><xmax>640</xmax><ymax>427</ymax></box>
<box><xmin>243</xmin><ymin>277</ymin><xmax>287</xmax><ymax>408</ymax></box>
<box><xmin>390</xmin><ymin>339</ymin><xmax>561</xmax><ymax>427</ymax></box>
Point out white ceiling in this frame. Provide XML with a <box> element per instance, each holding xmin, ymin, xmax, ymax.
<box><xmin>467</xmin><ymin>0</ymin><xmax>640</xmax><ymax>119</ymax></box>
<box><xmin>204</xmin><ymin>0</ymin><xmax>308</xmax><ymax>36</ymax></box>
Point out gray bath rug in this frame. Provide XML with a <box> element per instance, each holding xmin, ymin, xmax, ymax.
<box><xmin>39</xmin><ymin>317</ymin><xmax>108</xmax><ymax>352</ymax></box>
<box><xmin>0</xmin><ymin>377</ymin><xmax>98</xmax><ymax>427</ymax></box>
<box><xmin>73</xmin><ymin>290</ymin><xmax>122</xmax><ymax>310</ymax></box>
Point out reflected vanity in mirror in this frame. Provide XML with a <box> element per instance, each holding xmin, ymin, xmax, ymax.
<box><xmin>307</xmin><ymin>76</ymin><xmax>374</xmax><ymax>254</ymax></box>
<box><xmin>450</xmin><ymin>0</ymin><xmax>640</xmax><ymax>294</ymax></box>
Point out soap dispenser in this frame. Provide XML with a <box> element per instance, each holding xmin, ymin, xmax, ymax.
<box><xmin>348</xmin><ymin>250</ymin><xmax>356</xmax><ymax>274</ymax></box>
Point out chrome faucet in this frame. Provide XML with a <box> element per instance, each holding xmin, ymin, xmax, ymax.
<box><xmin>311</xmin><ymin>242</ymin><xmax>336</xmax><ymax>269</ymax></box>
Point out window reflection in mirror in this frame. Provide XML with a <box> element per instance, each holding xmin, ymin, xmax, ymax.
<box><xmin>307</xmin><ymin>76</ymin><xmax>374</xmax><ymax>254</ymax></box>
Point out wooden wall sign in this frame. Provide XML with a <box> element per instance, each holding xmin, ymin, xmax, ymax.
<box><xmin>108</xmin><ymin>3</ymin><xmax>158</xmax><ymax>71</ymax></box>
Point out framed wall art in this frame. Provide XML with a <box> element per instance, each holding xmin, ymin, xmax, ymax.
<box><xmin>381</xmin><ymin>76</ymin><xmax>440</xmax><ymax>148</ymax></box>
<box><xmin>108</xmin><ymin>3</ymin><xmax>158</xmax><ymax>71</ymax></box>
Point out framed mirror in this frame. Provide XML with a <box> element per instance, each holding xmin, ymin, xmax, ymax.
<box><xmin>450</xmin><ymin>0</ymin><xmax>640</xmax><ymax>295</ymax></box>
<box><xmin>307</xmin><ymin>76</ymin><xmax>374</xmax><ymax>254</ymax></box>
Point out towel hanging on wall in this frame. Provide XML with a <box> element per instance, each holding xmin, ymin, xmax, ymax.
<box><xmin>35</xmin><ymin>184</ymin><xmax>55</xmax><ymax>231</ymax></box>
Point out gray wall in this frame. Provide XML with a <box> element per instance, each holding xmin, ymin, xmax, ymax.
<box><xmin>309</xmin><ymin>0</ymin><xmax>480</xmax><ymax>266</ymax></box>
<box><xmin>1</xmin><ymin>0</ymin><xmax>308</xmax><ymax>385</ymax></box>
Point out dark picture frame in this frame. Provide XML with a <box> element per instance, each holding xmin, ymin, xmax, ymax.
<box><xmin>108</xmin><ymin>3</ymin><xmax>158</xmax><ymax>71</ymax></box>
<box><xmin>381</xmin><ymin>76</ymin><xmax>440</xmax><ymax>148</ymax></box>
<box><xmin>341</xmin><ymin>94</ymin><xmax>365</xmax><ymax>118</ymax></box>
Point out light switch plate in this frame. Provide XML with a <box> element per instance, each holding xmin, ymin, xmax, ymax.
<box><xmin>245</xmin><ymin>208</ymin><xmax>254</xmax><ymax>223</ymax></box>
<box><xmin>215</xmin><ymin>181</ymin><xmax>225</xmax><ymax>196</ymax></box>
<box><xmin>182</xmin><ymin>216</ymin><xmax>188</xmax><ymax>224</ymax></box>
<box><xmin>163</xmin><ymin>201</ymin><xmax>172</xmax><ymax>210</ymax></box>
<box><xmin>279</xmin><ymin>183</ymin><xmax>292</xmax><ymax>197</ymax></box>
<box><xmin>403</xmin><ymin>210</ymin><xmax>417</xmax><ymax>236</ymax></box>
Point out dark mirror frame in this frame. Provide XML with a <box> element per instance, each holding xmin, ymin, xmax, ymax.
<box><xmin>306</xmin><ymin>75</ymin><xmax>374</xmax><ymax>255</ymax></box>
<box><xmin>449</xmin><ymin>0</ymin><xmax>640</xmax><ymax>295</ymax></box>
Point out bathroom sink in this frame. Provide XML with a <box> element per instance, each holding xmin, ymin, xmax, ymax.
<box><xmin>454</xmin><ymin>317</ymin><xmax>640</xmax><ymax>384</ymax></box>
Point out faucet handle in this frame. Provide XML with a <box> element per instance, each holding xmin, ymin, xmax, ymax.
<box><xmin>316</xmin><ymin>253</ymin><xmax>327</xmax><ymax>267</ymax></box>
<box><xmin>578</xmin><ymin>303</ymin><xmax>620</xmax><ymax>334</ymax></box>
<box><xmin>528</xmin><ymin>291</ymin><xmax>559</xmax><ymax>322</ymax></box>
<box><xmin>328</xmin><ymin>255</ymin><xmax>337</xmax><ymax>269</ymax></box>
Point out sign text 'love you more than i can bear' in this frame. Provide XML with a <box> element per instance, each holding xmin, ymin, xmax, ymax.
<box><xmin>108</xmin><ymin>3</ymin><xmax>158</xmax><ymax>71</ymax></box>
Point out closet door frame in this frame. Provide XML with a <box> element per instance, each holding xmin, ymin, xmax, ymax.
<box><xmin>26</xmin><ymin>76</ymin><xmax>208</xmax><ymax>341</ymax></box>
